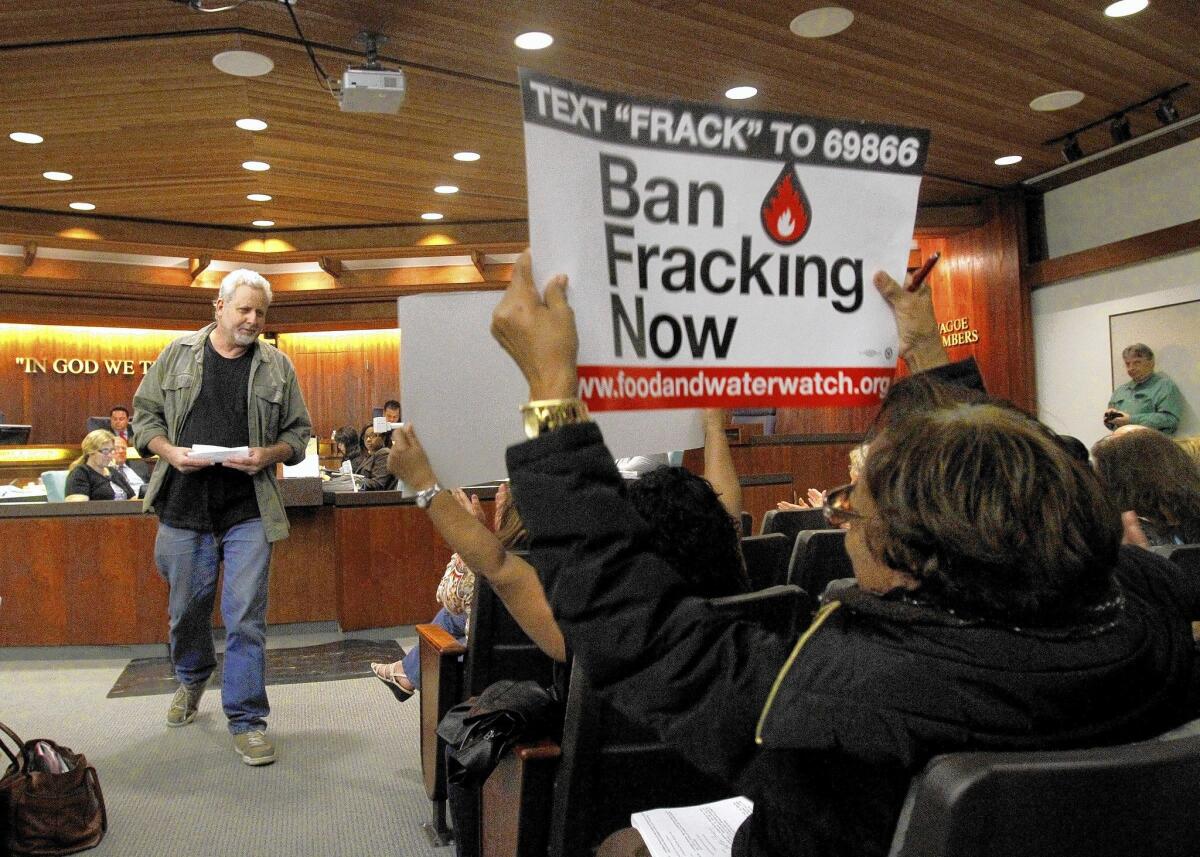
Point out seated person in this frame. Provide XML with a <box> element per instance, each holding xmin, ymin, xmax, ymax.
<box><xmin>371</xmin><ymin>483</ymin><xmax>529</xmax><ymax>701</ymax></box>
<box><xmin>111</xmin><ymin>436</ymin><xmax>150</xmax><ymax>497</ymax></box>
<box><xmin>333</xmin><ymin>425</ymin><xmax>366</xmax><ymax>472</ymax></box>
<box><xmin>1093</xmin><ymin>427</ymin><xmax>1200</xmax><ymax>547</ymax></box>
<box><xmin>377</xmin><ymin>406</ymin><xmax>748</xmax><ymax>694</ymax></box>
<box><xmin>777</xmin><ymin>444</ymin><xmax>867</xmax><ymax>511</ymax></box>
<box><xmin>66</xmin><ymin>429</ymin><xmax>135</xmax><ymax>501</ymax></box>
<box><xmin>109</xmin><ymin>405</ymin><xmax>132</xmax><ymax>441</ymax></box>
<box><xmin>355</xmin><ymin>424</ymin><xmax>396</xmax><ymax>490</ymax></box>
<box><xmin>492</xmin><ymin>250</ymin><xmax>1200</xmax><ymax>857</ymax></box>
<box><xmin>380</xmin><ymin>399</ymin><xmax>401</xmax><ymax>447</ymax></box>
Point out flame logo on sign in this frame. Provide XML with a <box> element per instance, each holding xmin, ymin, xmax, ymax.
<box><xmin>760</xmin><ymin>162</ymin><xmax>812</xmax><ymax>246</ymax></box>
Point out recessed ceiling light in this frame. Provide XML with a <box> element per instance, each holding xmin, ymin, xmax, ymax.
<box><xmin>247</xmin><ymin>193</ymin><xmax>273</xmax><ymax>202</ymax></box>
<box><xmin>789</xmin><ymin>7</ymin><xmax>854</xmax><ymax>38</ymax></box>
<box><xmin>725</xmin><ymin>86</ymin><xmax>758</xmax><ymax>100</ymax></box>
<box><xmin>514</xmin><ymin>31</ymin><xmax>554</xmax><ymax>50</ymax></box>
<box><xmin>69</xmin><ymin>201</ymin><xmax>96</xmax><ymax>211</ymax></box>
<box><xmin>1104</xmin><ymin>0</ymin><xmax>1148</xmax><ymax>16</ymax></box>
<box><xmin>453</xmin><ymin>151</ymin><xmax>481</xmax><ymax>162</ymax></box>
<box><xmin>242</xmin><ymin>161</ymin><xmax>271</xmax><ymax>172</ymax></box>
<box><xmin>43</xmin><ymin>171</ymin><xmax>73</xmax><ymax>182</ymax></box>
<box><xmin>1029</xmin><ymin>90</ymin><xmax>1085</xmax><ymax>112</ymax></box>
<box><xmin>434</xmin><ymin>185</ymin><xmax>459</xmax><ymax>194</ymax></box>
<box><xmin>994</xmin><ymin>155</ymin><xmax>1023</xmax><ymax>166</ymax></box>
<box><xmin>212</xmin><ymin>50</ymin><xmax>274</xmax><ymax>77</ymax></box>
<box><xmin>252</xmin><ymin>220</ymin><xmax>275</xmax><ymax>227</ymax></box>
<box><xmin>421</xmin><ymin>212</ymin><xmax>444</xmax><ymax>221</ymax></box>
<box><xmin>235</xmin><ymin>118</ymin><xmax>268</xmax><ymax>131</ymax></box>
<box><xmin>9</xmin><ymin>132</ymin><xmax>43</xmax><ymax>144</ymax></box>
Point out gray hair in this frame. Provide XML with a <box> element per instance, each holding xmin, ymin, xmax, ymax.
<box><xmin>215</xmin><ymin>268</ymin><xmax>273</xmax><ymax>307</ymax></box>
<box><xmin>1122</xmin><ymin>343</ymin><xmax>1153</xmax><ymax>360</ymax></box>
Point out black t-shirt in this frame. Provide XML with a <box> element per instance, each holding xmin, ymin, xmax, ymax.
<box><xmin>157</xmin><ymin>337</ymin><xmax>259</xmax><ymax>533</ymax></box>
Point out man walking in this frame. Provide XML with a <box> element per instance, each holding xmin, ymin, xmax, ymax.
<box><xmin>133</xmin><ymin>269</ymin><xmax>311</xmax><ymax>766</ymax></box>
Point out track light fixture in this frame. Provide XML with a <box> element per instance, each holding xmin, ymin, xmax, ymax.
<box><xmin>1155</xmin><ymin>97</ymin><xmax>1180</xmax><ymax>126</ymax></box>
<box><xmin>1045</xmin><ymin>83</ymin><xmax>1188</xmax><ymax>161</ymax></box>
<box><xmin>1061</xmin><ymin>136</ymin><xmax>1084</xmax><ymax>163</ymax></box>
<box><xmin>1109</xmin><ymin>114</ymin><xmax>1132</xmax><ymax>144</ymax></box>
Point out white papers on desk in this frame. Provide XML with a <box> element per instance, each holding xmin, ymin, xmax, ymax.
<box><xmin>188</xmin><ymin>444</ymin><xmax>250</xmax><ymax>463</ymax></box>
<box><xmin>631</xmin><ymin>796</ymin><xmax>753</xmax><ymax>857</ymax></box>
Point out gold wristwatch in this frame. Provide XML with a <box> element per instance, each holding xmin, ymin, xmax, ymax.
<box><xmin>521</xmin><ymin>398</ymin><xmax>590</xmax><ymax>439</ymax></box>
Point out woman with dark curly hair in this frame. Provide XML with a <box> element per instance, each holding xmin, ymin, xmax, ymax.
<box><xmin>1093</xmin><ymin>427</ymin><xmax>1200</xmax><ymax>547</ymax></box>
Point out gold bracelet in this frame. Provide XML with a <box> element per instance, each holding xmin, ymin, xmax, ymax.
<box><xmin>520</xmin><ymin>398</ymin><xmax>590</xmax><ymax>439</ymax></box>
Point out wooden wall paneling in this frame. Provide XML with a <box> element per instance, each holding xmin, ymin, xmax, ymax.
<box><xmin>1024</xmin><ymin>217</ymin><xmax>1200</xmax><ymax>291</ymax></box>
<box><xmin>0</xmin><ymin>519</ymin><xmax>69</xmax><ymax>645</ymax></box>
<box><xmin>259</xmin><ymin>507</ymin><xmax>338</xmax><ymax>626</ymax></box>
<box><xmin>335</xmin><ymin>503</ymin><xmax>454</xmax><ymax>630</ymax></box>
<box><xmin>942</xmin><ymin>194</ymin><xmax>1035</xmax><ymax>411</ymax></box>
<box><xmin>0</xmin><ymin>325</ymin><xmax>184</xmax><ymax>443</ymax></box>
<box><xmin>66</xmin><ymin>515</ymin><xmax>160</xmax><ymax>645</ymax></box>
<box><xmin>276</xmin><ymin>330</ymin><xmax>401</xmax><ymax>440</ymax></box>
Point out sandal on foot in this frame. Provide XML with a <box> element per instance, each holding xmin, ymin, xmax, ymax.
<box><xmin>371</xmin><ymin>662</ymin><xmax>416</xmax><ymax>702</ymax></box>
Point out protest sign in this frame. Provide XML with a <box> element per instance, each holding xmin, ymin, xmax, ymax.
<box><xmin>521</xmin><ymin>69</ymin><xmax>929</xmax><ymax>412</ymax></box>
<box><xmin>398</xmin><ymin>290</ymin><xmax>702</xmax><ymax>489</ymax></box>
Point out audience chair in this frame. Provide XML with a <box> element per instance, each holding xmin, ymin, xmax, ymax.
<box><xmin>40</xmin><ymin>470</ymin><xmax>68</xmax><ymax>503</ymax></box>
<box><xmin>418</xmin><ymin>572</ymin><xmax>556</xmax><ymax>846</ymax></box>
<box><xmin>740</xmin><ymin>510</ymin><xmax>753</xmax><ymax>537</ymax></box>
<box><xmin>1149</xmin><ymin>543</ymin><xmax>1200</xmax><ymax>575</ymax></box>
<box><xmin>482</xmin><ymin>585</ymin><xmax>805</xmax><ymax>857</ymax></box>
<box><xmin>761</xmin><ymin>507</ymin><xmax>827</xmax><ymax>539</ymax></box>
<box><xmin>889</xmin><ymin>732</ymin><xmax>1200</xmax><ymax>857</ymax></box>
<box><xmin>84</xmin><ymin>416</ymin><xmax>112</xmax><ymax>434</ymax></box>
<box><xmin>786</xmin><ymin>529</ymin><xmax>853</xmax><ymax>605</ymax></box>
<box><xmin>739</xmin><ymin>533</ymin><xmax>793</xmax><ymax>590</ymax></box>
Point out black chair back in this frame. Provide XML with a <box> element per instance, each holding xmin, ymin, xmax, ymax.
<box><xmin>739</xmin><ymin>533</ymin><xmax>793</xmax><ymax>590</ymax></box>
<box><xmin>465</xmin><ymin>573</ymin><xmax>556</xmax><ymax>697</ymax></box>
<box><xmin>84</xmin><ymin>416</ymin><xmax>112</xmax><ymax>434</ymax></box>
<box><xmin>761</xmin><ymin>507</ymin><xmax>827</xmax><ymax>539</ymax></box>
<box><xmin>547</xmin><ymin>584</ymin><xmax>805</xmax><ymax>856</ymax></box>
<box><xmin>1150</xmin><ymin>543</ymin><xmax>1200</xmax><ymax>575</ymax></box>
<box><xmin>548</xmin><ymin>663</ymin><xmax>732</xmax><ymax>857</ymax></box>
<box><xmin>892</xmin><ymin>732</ymin><xmax>1200</xmax><ymax>857</ymax></box>
<box><xmin>787</xmin><ymin>529</ymin><xmax>853</xmax><ymax>602</ymax></box>
<box><xmin>740</xmin><ymin>510</ymin><xmax>753</xmax><ymax>537</ymax></box>
<box><xmin>710</xmin><ymin>583</ymin><xmax>806</xmax><ymax>638</ymax></box>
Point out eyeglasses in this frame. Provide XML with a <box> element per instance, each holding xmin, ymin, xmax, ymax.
<box><xmin>822</xmin><ymin>483</ymin><xmax>864</xmax><ymax>528</ymax></box>
<box><xmin>97</xmin><ymin>447</ymin><xmax>114</xmax><ymax>455</ymax></box>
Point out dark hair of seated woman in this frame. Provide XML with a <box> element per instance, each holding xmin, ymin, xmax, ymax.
<box><xmin>627</xmin><ymin>466</ymin><xmax>749</xmax><ymax>598</ymax></box>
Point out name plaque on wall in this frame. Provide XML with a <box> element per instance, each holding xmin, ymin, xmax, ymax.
<box><xmin>938</xmin><ymin>316</ymin><xmax>979</xmax><ymax>347</ymax></box>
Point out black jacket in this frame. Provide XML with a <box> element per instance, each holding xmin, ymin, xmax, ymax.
<box><xmin>354</xmin><ymin>448</ymin><xmax>396</xmax><ymax>491</ymax></box>
<box><xmin>508</xmin><ymin>422</ymin><xmax>1200</xmax><ymax>857</ymax></box>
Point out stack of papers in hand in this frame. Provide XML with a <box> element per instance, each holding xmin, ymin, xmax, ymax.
<box><xmin>631</xmin><ymin>796</ymin><xmax>753</xmax><ymax>857</ymax></box>
<box><xmin>189</xmin><ymin>444</ymin><xmax>250</xmax><ymax>463</ymax></box>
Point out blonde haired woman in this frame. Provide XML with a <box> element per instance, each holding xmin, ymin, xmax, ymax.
<box><xmin>65</xmin><ymin>429</ymin><xmax>135</xmax><ymax>501</ymax></box>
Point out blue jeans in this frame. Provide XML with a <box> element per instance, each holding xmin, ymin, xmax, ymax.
<box><xmin>155</xmin><ymin>518</ymin><xmax>273</xmax><ymax>734</ymax></box>
<box><xmin>402</xmin><ymin>607</ymin><xmax>467</xmax><ymax>691</ymax></box>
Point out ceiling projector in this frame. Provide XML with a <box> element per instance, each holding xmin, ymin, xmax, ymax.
<box><xmin>338</xmin><ymin>67</ymin><xmax>406</xmax><ymax>113</ymax></box>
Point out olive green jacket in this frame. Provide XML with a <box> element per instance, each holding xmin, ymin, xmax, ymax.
<box><xmin>131</xmin><ymin>323</ymin><xmax>312</xmax><ymax>542</ymax></box>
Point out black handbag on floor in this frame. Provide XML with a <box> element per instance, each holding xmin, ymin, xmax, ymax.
<box><xmin>0</xmin><ymin>721</ymin><xmax>107</xmax><ymax>856</ymax></box>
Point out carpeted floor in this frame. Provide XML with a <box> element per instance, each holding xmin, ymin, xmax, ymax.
<box><xmin>0</xmin><ymin>627</ymin><xmax>453</xmax><ymax>857</ymax></box>
<box><xmin>107</xmin><ymin>639</ymin><xmax>405</xmax><ymax>698</ymax></box>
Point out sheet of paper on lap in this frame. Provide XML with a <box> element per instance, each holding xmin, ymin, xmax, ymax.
<box><xmin>631</xmin><ymin>796</ymin><xmax>754</xmax><ymax>857</ymax></box>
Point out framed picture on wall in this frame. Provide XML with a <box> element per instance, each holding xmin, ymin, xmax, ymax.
<box><xmin>1108</xmin><ymin>299</ymin><xmax>1200</xmax><ymax>437</ymax></box>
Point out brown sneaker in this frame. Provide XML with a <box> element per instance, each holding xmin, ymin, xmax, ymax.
<box><xmin>232</xmin><ymin>730</ymin><xmax>276</xmax><ymax>766</ymax></box>
<box><xmin>165</xmin><ymin>680</ymin><xmax>207</xmax><ymax>727</ymax></box>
